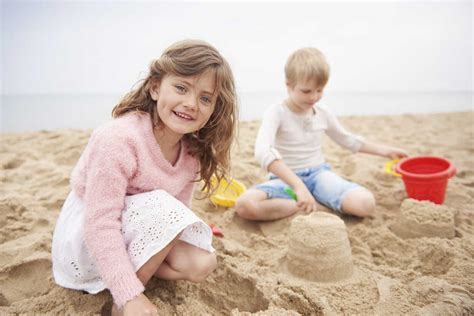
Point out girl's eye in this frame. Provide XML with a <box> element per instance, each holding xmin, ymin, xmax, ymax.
<box><xmin>200</xmin><ymin>96</ymin><xmax>212</xmax><ymax>104</ymax></box>
<box><xmin>175</xmin><ymin>85</ymin><xmax>186</xmax><ymax>93</ymax></box>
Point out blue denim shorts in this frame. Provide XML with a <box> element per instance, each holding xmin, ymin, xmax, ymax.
<box><xmin>254</xmin><ymin>163</ymin><xmax>361</xmax><ymax>212</ymax></box>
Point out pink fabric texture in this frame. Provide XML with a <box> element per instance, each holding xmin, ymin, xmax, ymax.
<box><xmin>70</xmin><ymin>112</ymin><xmax>199</xmax><ymax>307</ymax></box>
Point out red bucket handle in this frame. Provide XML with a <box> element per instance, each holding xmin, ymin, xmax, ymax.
<box><xmin>448</xmin><ymin>165</ymin><xmax>457</xmax><ymax>178</ymax></box>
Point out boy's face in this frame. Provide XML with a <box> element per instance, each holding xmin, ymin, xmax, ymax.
<box><xmin>286</xmin><ymin>79</ymin><xmax>324</xmax><ymax>114</ymax></box>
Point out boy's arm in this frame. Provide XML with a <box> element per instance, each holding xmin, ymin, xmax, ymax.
<box><xmin>324</xmin><ymin>108</ymin><xmax>408</xmax><ymax>159</ymax></box>
<box><xmin>359</xmin><ymin>139</ymin><xmax>408</xmax><ymax>159</ymax></box>
<box><xmin>324</xmin><ymin>109</ymin><xmax>365</xmax><ymax>153</ymax></box>
<box><xmin>267</xmin><ymin>159</ymin><xmax>306</xmax><ymax>191</ymax></box>
<box><xmin>254</xmin><ymin>106</ymin><xmax>282</xmax><ymax>171</ymax></box>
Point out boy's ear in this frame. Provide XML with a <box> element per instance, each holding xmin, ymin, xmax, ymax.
<box><xmin>150</xmin><ymin>81</ymin><xmax>160</xmax><ymax>101</ymax></box>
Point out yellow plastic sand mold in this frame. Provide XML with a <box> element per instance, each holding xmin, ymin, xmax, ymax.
<box><xmin>384</xmin><ymin>159</ymin><xmax>402</xmax><ymax>177</ymax></box>
<box><xmin>209</xmin><ymin>176</ymin><xmax>246</xmax><ymax>207</ymax></box>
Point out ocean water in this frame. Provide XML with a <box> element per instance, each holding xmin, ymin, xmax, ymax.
<box><xmin>1</xmin><ymin>91</ymin><xmax>472</xmax><ymax>133</ymax></box>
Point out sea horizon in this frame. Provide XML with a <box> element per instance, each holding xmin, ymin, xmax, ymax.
<box><xmin>1</xmin><ymin>90</ymin><xmax>472</xmax><ymax>133</ymax></box>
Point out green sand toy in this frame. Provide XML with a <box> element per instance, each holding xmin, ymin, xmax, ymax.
<box><xmin>284</xmin><ymin>187</ymin><xmax>297</xmax><ymax>201</ymax></box>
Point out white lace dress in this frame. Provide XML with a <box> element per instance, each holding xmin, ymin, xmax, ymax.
<box><xmin>51</xmin><ymin>189</ymin><xmax>214</xmax><ymax>294</ymax></box>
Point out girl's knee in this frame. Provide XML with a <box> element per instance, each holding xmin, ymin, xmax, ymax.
<box><xmin>188</xmin><ymin>252</ymin><xmax>217</xmax><ymax>283</ymax></box>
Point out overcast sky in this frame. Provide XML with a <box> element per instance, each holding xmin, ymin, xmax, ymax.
<box><xmin>1</xmin><ymin>1</ymin><xmax>472</xmax><ymax>95</ymax></box>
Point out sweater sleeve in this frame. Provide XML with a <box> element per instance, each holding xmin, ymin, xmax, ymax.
<box><xmin>254</xmin><ymin>105</ymin><xmax>283</xmax><ymax>171</ymax></box>
<box><xmin>324</xmin><ymin>109</ymin><xmax>364</xmax><ymax>153</ymax></box>
<box><xmin>82</xmin><ymin>128</ymin><xmax>145</xmax><ymax>308</ymax></box>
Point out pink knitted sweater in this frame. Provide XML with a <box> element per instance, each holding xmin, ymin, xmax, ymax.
<box><xmin>70</xmin><ymin>112</ymin><xmax>199</xmax><ymax>307</ymax></box>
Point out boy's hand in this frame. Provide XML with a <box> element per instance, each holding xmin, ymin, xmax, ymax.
<box><xmin>123</xmin><ymin>293</ymin><xmax>158</xmax><ymax>316</ymax></box>
<box><xmin>294</xmin><ymin>186</ymin><xmax>318</xmax><ymax>214</ymax></box>
<box><xmin>385</xmin><ymin>146</ymin><xmax>409</xmax><ymax>160</ymax></box>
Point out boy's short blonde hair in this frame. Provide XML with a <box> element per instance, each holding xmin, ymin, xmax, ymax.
<box><xmin>285</xmin><ymin>47</ymin><xmax>330</xmax><ymax>88</ymax></box>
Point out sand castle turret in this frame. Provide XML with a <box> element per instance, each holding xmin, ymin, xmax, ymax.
<box><xmin>287</xmin><ymin>212</ymin><xmax>354</xmax><ymax>282</ymax></box>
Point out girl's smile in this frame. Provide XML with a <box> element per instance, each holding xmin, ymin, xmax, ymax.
<box><xmin>173</xmin><ymin>110</ymin><xmax>195</xmax><ymax>121</ymax></box>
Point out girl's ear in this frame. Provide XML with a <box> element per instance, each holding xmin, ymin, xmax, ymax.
<box><xmin>150</xmin><ymin>81</ymin><xmax>160</xmax><ymax>101</ymax></box>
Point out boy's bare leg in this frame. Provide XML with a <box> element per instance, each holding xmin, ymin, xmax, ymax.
<box><xmin>341</xmin><ymin>187</ymin><xmax>376</xmax><ymax>217</ymax></box>
<box><xmin>235</xmin><ymin>189</ymin><xmax>300</xmax><ymax>221</ymax></box>
<box><xmin>154</xmin><ymin>240</ymin><xmax>217</xmax><ymax>282</ymax></box>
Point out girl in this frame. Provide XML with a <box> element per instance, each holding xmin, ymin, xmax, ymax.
<box><xmin>51</xmin><ymin>39</ymin><xmax>237</xmax><ymax>315</ymax></box>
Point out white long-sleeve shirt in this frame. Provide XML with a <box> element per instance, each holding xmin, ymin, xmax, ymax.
<box><xmin>255</xmin><ymin>102</ymin><xmax>364</xmax><ymax>171</ymax></box>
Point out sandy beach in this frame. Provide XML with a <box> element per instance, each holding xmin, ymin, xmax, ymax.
<box><xmin>0</xmin><ymin>111</ymin><xmax>473</xmax><ymax>315</ymax></box>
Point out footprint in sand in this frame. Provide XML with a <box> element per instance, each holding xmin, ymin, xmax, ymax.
<box><xmin>340</xmin><ymin>156</ymin><xmax>357</xmax><ymax>177</ymax></box>
<box><xmin>286</xmin><ymin>212</ymin><xmax>354</xmax><ymax>282</ymax></box>
<box><xmin>0</xmin><ymin>198</ymin><xmax>30</xmax><ymax>243</ymax></box>
<box><xmin>373</xmin><ymin>169</ymin><xmax>397</xmax><ymax>188</ymax></box>
<box><xmin>197</xmin><ymin>265</ymin><xmax>269</xmax><ymax>313</ymax></box>
<box><xmin>0</xmin><ymin>154</ymin><xmax>25</xmax><ymax>170</ymax></box>
<box><xmin>390</xmin><ymin>199</ymin><xmax>455</xmax><ymax>239</ymax></box>
<box><xmin>456</xmin><ymin>170</ymin><xmax>474</xmax><ymax>188</ymax></box>
<box><xmin>0</xmin><ymin>258</ymin><xmax>51</xmax><ymax>306</ymax></box>
<box><xmin>417</xmin><ymin>241</ymin><xmax>455</xmax><ymax>276</ymax></box>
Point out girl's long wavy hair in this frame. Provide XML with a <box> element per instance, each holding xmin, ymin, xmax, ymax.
<box><xmin>112</xmin><ymin>39</ymin><xmax>237</xmax><ymax>194</ymax></box>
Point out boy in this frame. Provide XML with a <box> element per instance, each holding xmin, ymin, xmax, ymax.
<box><xmin>235</xmin><ymin>47</ymin><xmax>407</xmax><ymax>221</ymax></box>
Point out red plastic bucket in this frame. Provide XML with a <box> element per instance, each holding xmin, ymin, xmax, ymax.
<box><xmin>395</xmin><ymin>156</ymin><xmax>456</xmax><ymax>204</ymax></box>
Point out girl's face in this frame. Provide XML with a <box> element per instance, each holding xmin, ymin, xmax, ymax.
<box><xmin>286</xmin><ymin>79</ymin><xmax>324</xmax><ymax>114</ymax></box>
<box><xmin>151</xmin><ymin>70</ymin><xmax>216</xmax><ymax>138</ymax></box>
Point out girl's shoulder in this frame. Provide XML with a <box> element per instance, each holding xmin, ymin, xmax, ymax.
<box><xmin>89</xmin><ymin>112</ymin><xmax>152</xmax><ymax>148</ymax></box>
<box><xmin>94</xmin><ymin>112</ymin><xmax>150</xmax><ymax>139</ymax></box>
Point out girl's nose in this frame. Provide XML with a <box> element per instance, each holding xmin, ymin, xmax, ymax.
<box><xmin>183</xmin><ymin>94</ymin><xmax>198</xmax><ymax>110</ymax></box>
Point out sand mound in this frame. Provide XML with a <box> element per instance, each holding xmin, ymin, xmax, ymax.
<box><xmin>287</xmin><ymin>212</ymin><xmax>353</xmax><ymax>282</ymax></box>
<box><xmin>1</xmin><ymin>112</ymin><xmax>473</xmax><ymax>314</ymax></box>
<box><xmin>390</xmin><ymin>199</ymin><xmax>455</xmax><ymax>238</ymax></box>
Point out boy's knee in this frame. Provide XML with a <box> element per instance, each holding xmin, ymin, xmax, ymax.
<box><xmin>342</xmin><ymin>189</ymin><xmax>376</xmax><ymax>217</ymax></box>
<box><xmin>188</xmin><ymin>253</ymin><xmax>217</xmax><ymax>283</ymax></box>
<box><xmin>235</xmin><ymin>199</ymin><xmax>260</xmax><ymax>220</ymax></box>
<box><xmin>357</xmin><ymin>193</ymin><xmax>376</xmax><ymax>217</ymax></box>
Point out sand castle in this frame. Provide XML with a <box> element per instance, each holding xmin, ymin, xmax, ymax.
<box><xmin>287</xmin><ymin>212</ymin><xmax>354</xmax><ymax>282</ymax></box>
<box><xmin>390</xmin><ymin>199</ymin><xmax>455</xmax><ymax>239</ymax></box>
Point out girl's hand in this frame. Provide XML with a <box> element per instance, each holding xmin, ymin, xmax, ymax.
<box><xmin>385</xmin><ymin>147</ymin><xmax>409</xmax><ymax>160</ymax></box>
<box><xmin>123</xmin><ymin>293</ymin><xmax>158</xmax><ymax>316</ymax></box>
<box><xmin>293</xmin><ymin>185</ymin><xmax>318</xmax><ymax>214</ymax></box>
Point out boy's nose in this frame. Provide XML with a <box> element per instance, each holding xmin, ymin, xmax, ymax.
<box><xmin>311</xmin><ymin>93</ymin><xmax>321</xmax><ymax>102</ymax></box>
